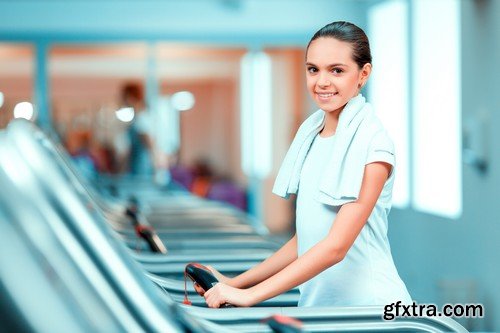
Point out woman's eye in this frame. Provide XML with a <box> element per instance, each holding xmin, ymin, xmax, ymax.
<box><xmin>332</xmin><ymin>68</ymin><xmax>343</xmax><ymax>74</ymax></box>
<box><xmin>307</xmin><ymin>67</ymin><xmax>317</xmax><ymax>73</ymax></box>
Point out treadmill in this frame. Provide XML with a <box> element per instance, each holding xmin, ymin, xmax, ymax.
<box><xmin>0</xmin><ymin>122</ymin><xmax>468</xmax><ymax>333</ymax></box>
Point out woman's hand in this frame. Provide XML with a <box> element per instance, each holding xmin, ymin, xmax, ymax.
<box><xmin>203</xmin><ymin>283</ymin><xmax>254</xmax><ymax>308</ymax></box>
<box><xmin>192</xmin><ymin>265</ymin><xmax>233</xmax><ymax>297</ymax></box>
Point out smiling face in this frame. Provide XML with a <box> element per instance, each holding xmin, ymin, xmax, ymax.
<box><xmin>306</xmin><ymin>37</ymin><xmax>371</xmax><ymax>114</ymax></box>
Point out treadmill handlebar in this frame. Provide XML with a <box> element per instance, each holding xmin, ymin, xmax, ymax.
<box><xmin>126</xmin><ymin>207</ymin><xmax>167</xmax><ymax>254</ymax></box>
<box><xmin>184</xmin><ymin>263</ymin><xmax>234</xmax><ymax>308</ymax></box>
<box><xmin>125</xmin><ymin>206</ymin><xmax>140</xmax><ymax>227</ymax></box>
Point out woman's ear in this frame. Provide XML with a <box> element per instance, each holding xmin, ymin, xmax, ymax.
<box><xmin>359</xmin><ymin>63</ymin><xmax>372</xmax><ymax>88</ymax></box>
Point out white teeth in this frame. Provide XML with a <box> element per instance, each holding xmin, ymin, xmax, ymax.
<box><xmin>317</xmin><ymin>92</ymin><xmax>337</xmax><ymax>98</ymax></box>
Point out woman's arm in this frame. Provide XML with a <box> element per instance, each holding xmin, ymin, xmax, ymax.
<box><xmin>230</xmin><ymin>233</ymin><xmax>298</xmax><ymax>288</ymax></box>
<box><xmin>205</xmin><ymin>233</ymin><xmax>298</xmax><ymax>289</ymax></box>
<box><xmin>203</xmin><ymin>161</ymin><xmax>391</xmax><ymax>307</ymax></box>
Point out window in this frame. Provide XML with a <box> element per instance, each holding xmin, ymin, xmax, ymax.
<box><xmin>412</xmin><ymin>0</ymin><xmax>462</xmax><ymax>219</ymax></box>
<box><xmin>240</xmin><ymin>51</ymin><xmax>272</xmax><ymax>178</ymax></box>
<box><xmin>368</xmin><ymin>0</ymin><xmax>462</xmax><ymax>218</ymax></box>
<box><xmin>368</xmin><ymin>0</ymin><xmax>410</xmax><ymax>208</ymax></box>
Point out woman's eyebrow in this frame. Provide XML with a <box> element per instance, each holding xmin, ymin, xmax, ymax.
<box><xmin>328</xmin><ymin>63</ymin><xmax>347</xmax><ymax>67</ymax></box>
<box><xmin>305</xmin><ymin>62</ymin><xmax>348</xmax><ymax>67</ymax></box>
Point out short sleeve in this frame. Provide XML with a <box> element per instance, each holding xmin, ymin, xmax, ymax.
<box><xmin>366</xmin><ymin>130</ymin><xmax>395</xmax><ymax>168</ymax></box>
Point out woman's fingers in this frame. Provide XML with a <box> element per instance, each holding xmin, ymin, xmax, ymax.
<box><xmin>204</xmin><ymin>284</ymin><xmax>223</xmax><ymax>308</ymax></box>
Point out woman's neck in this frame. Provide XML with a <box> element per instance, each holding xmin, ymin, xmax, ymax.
<box><xmin>321</xmin><ymin>107</ymin><xmax>342</xmax><ymax>136</ymax></box>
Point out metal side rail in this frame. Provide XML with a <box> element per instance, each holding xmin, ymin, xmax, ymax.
<box><xmin>123</xmin><ymin>237</ymin><xmax>282</xmax><ymax>251</ymax></box>
<box><xmin>128</xmin><ymin>247</ymin><xmax>275</xmax><ymax>259</ymax></box>
<box><xmin>141</xmin><ymin>261</ymin><xmax>260</xmax><ymax>279</ymax></box>
<box><xmin>184</xmin><ymin>306</ymin><xmax>468</xmax><ymax>333</ymax></box>
<box><xmin>130</xmin><ymin>250</ymin><xmax>272</xmax><ymax>265</ymax></box>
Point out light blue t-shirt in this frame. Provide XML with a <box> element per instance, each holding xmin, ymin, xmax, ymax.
<box><xmin>296</xmin><ymin>133</ymin><xmax>412</xmax><ymax>307</ymax></box>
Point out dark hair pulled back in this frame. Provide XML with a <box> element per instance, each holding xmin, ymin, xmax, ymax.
<box><xmin>307</xmin><ymin>21</ymin><xmax>372</xmax><ymax>69</ymax></box>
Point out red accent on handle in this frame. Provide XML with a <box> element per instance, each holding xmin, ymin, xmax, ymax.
<box><xmin>134</xmin><ymin>224</ymin><xmax>152</xmax><ymax>237</ymax></box>
<box><xmin>184</xmin><ymin>267</ymin><xmax>192</xmax><ymax>306</ymax></box>
<box><xmin>188</xmin><ymin>262</ymin><xmax>210</xmax><ymax>270</ymax></box>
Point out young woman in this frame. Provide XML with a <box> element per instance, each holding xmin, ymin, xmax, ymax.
<box><xmin>199</xmin><ymin>21</ymin><xmax>412</xmax><ymax>308</ymax></box>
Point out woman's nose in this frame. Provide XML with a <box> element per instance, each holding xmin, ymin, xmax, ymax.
<box><xmin>317</xmin><ymin>74</ymin><xmax>331</xmax><ymax>88</ymax></box>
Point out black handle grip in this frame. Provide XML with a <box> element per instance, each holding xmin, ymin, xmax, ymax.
<box><xmin>185</xmin><ymin>263</ymin><xmax>234</xmax><ymax>308</ymax></box>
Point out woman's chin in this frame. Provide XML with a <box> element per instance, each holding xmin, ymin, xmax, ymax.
<box><xmin>320</xmin><ymin>104</ymin><xmax>344</xmax><ymax>114</ymax></box>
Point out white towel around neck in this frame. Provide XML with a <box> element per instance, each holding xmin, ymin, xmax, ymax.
<box><xmin>272</xmin><ymin>94</ymin><xmax>394</xmax><ymax>206</ymax></box>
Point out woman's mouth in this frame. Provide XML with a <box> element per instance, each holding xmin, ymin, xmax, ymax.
<box><xmin>316</xmin><ymin>92</ymin><xmax>338</xmax><ymax>101</ymax></box>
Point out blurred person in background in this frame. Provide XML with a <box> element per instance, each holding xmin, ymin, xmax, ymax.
<box><xmin>191</xmin><ymin>159</ymin><xmax>214</xmax><ymax>197</ymax></box>
<box><xmin>121</xmin><ymin>82</ymin><xmax>155</xmax><ymax>176</ymax></box>
<box><xmin>66</xmin><ymin>129</ymin><xmax>98</xmax><ymax>178</ymax></box>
